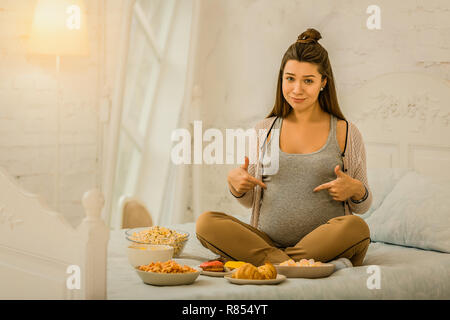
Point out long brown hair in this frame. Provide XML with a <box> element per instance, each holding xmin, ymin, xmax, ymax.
<box><xmin>267</xmin><ymin>28</ymin><xmax>346</xmax><ymax>121</ymax></box>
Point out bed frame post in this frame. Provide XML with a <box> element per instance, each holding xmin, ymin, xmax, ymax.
<box><xmin>79</xmin><ymin>189</ymin><xmax>109</xmax><ymax>300</ymax></box>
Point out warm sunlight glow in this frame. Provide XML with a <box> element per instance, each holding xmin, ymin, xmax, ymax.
<box><xmin>28</xmin><ymin>0</ymin><xmax>89</xmax><ymax>56</ymax></box>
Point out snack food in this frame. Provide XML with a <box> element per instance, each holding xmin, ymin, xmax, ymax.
<box><xmin>137</xmin><ymin>260</ymin><xmax>197</xmax><ymax>273</ymax></box>
<box><xmin>280</xmin><ymin>258</ymin><xmax>323</xmax><ymax>267</ymax></box>
<box><xmin>232</xmin><ymin>263</ymin><xmax>264</xmax><ymax>280</ymax></box>
<box><xmin>128</xmin><ymin>245</ymin><xmax>170</xmax><ymax>251</ymax></box>
<box><xmin>257</xmin><ymin>262</ymin><xmax>277</xmax><ymax>280</ymax></box>
<box><xmin>200</xmin><ymin>260</ymin><xmax>224</xmax><ymax>272</ymax></box>
<box><xmin>232</xmin><ymin>262</ymin><xmax>277</xmax><ymax>280</ymax></box>
<box><xmin>224</xmin><ymin>261</ymin><xmax>246</xmax><ymax>270</ymax></box>
<box><xmin>127</xmin><ymin>226</ymin><xmax>188</xmax><ymax>256</ymax></box>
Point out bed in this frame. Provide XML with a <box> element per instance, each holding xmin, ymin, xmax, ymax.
<box><xmin>1</xmin><ymin>72</ymin><xmax>450</xmax><ymax>299</ymax></box>
<box><xmin>0</xmin><ymin>170</ymin><xmax>108</xmax><ymax>300</ymax></box>
<box><xmin>107</xmin><ymin>217</ymin><xmax>450</xmax><ymax>300</ymax></box>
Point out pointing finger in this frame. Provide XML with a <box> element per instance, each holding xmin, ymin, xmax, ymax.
<box><xmin>313</xmin><ymin>182</ymin><xmax>332</xmax><ymax>192</ymax></box>
<box><xmin>248</xmin><ymin>176</ymin><xmax>267</xmax><ymax>189</ymax></box>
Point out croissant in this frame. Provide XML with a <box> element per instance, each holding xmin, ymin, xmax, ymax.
<box><xmin>257</xmin><ymin>262</ymin><xmax>277</xmax><ymax>280</ymax></box>
<box><xmin>232</xmin><ymin>263</ymin><xmax>264</xmax><ymax>280</ymax></box>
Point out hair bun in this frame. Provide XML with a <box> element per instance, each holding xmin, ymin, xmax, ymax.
<box><xmin>297</xmin><ymin>28</ymin><xmax>322</xmax><ymax>44</ymax></box>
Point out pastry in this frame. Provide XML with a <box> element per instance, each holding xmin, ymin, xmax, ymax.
<box><xmin>224</xmin><ymin>261</ymin><xmax>246</xmax><ymax>270</ymax></box>
<box><xmin>200</xmin><ymin>260</ymin><xmax>224</xmax><ymax>272</ymax></box>
<box><xmin>232</xmin><ymin>263</ymin><xmax>264</xmax><ymax>280</ymax></box>
<box><xmin>280</xmin><ymin>259</ymin><xmax>295</xmax><ymax>266</ymax></box>
<box><xmin>257</xmin><ymin>262</ymin><xmax>277</xmax><ymax>279</ymax></box>
<box><xmin>280</xmin><ymin>258</ymin><xmax>323</xmax><ymax>267</ymax></box>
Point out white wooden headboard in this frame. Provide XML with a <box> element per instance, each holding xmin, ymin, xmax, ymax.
<box><xmin>341</xmin><ymin>72</ymin><xmax>450</xmax><ymax>179</ymax></box>
<box><xmin>0</xmin><ymin>167</ymin><xmax>109</xmax><ymax>299</ymax></box>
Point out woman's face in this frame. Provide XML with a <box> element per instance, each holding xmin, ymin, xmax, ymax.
<box><xmin>282</xmin><ymin>60</ymin><xmax>327</xmax><ymax>112</ymax></box>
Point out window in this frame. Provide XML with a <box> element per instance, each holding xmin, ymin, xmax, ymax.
<box><xmin>109</xmin><ymin>0</ymin><xmax>176</xmax><ymax>228</ymax></box>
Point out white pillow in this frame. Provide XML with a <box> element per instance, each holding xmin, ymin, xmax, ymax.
<box><xmin>365</xmin><ymin>171</ymin><xmax>450</xmax><ymax>253</ymax></box>
<box><xmin>360</xmin><ymin>167</ymin><xmax>411</xmax><ymax>220</ymax></box>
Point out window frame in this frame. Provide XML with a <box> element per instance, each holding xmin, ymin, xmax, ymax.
<box><xmin>103</xmin><ymin>0</ymin><xmax>177</xmax><ymax>229</ymax></box>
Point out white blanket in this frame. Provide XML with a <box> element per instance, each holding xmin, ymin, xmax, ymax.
<box><xmin>107</xmin><ymin>219</ymin><xmax>450</xmax><ymax>300</ymax></box>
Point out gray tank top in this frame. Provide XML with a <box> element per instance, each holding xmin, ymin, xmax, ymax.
<box><xmin>258</xmin><ymin>114</ymin><xmax>345</xmax><ymax>247</ymax></box>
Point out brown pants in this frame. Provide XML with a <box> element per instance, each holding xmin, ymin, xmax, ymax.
<box><xmin>196</xmin><ymin>211</ymin><xmax>371</xmax><ymax>267</ymax></box>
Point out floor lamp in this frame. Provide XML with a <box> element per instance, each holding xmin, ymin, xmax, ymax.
<box><xmin>28</xmin><ymin>0</ymin><xmax>90</xmax><ymax>212</ymax></box>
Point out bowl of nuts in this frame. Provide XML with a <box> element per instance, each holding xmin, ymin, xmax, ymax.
<box><xmin>125</xmin><ymin>226</ymin><xmax>189</xmax><ymax>257</ymax></box>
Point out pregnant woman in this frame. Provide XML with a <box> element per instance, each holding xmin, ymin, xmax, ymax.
<box><xmin>196</xmin><ymin>28</ymin><xmax>372</xmax><ymax>268</ymax></box>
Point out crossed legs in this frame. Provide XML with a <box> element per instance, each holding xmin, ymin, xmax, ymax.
<box><xmin>196</xmin><ymin>211</ymin><xmax>370</xmax><ymax>267</ymax></box>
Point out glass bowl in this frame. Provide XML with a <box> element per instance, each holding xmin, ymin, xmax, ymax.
<box><xmin>125</xmin><ymin>226</ymin><xmax>189</xmax><ymax>258</ymax></box>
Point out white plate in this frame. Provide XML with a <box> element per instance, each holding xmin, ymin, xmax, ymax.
<box><xmin>200</xmin><ymin>270</ymin><xmax>232</xmax><ymax>277</ymax></box>
<box><xmin>200</xmin><ymin>267</ymin><xmax>234</xmax><ymax>277</ymax></box>
<box><xmin>135</xmin><ymin>267</ymin><xmax>201</xmax><ymax>286</ymax></box>
<box><xmin>224</xmin><ymin>274</ymin><xmax>286</xmax><ymax>285</ymax></box>
<box><xmin>274</xmin><ymin>263</ymin><xmax>335</xmax><ymax>278</ymax></box>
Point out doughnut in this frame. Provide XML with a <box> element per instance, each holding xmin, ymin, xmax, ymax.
<box><xmin>200</xmin><ymin>260</ymin><xmax>224</xmax><ymax>272</ymax></box>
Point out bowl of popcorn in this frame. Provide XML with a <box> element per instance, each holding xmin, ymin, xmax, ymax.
<box><xmin>274</xmin><ymin>259</ymin><xmax>335</xmax><ymax>278</ymax></box>
<box><xmin>135</xmin><ymin>260</ymin><xmax>201</xmax><ymax>286</ymax></box>
<box><xmin>125</xmin><ymin>226</ymin><xmax>189</xmax><ymax>257</ymax></box>
<box><xmin>127</xmin><ymin>244</ymin><xmax>174</xmax><ymax>267</ymax></box>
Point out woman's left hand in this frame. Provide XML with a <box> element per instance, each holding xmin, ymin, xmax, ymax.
<box><xmin>313</xmin><ymin>165</ymin><xmax>359</xmax><ymax>202</ymax></box>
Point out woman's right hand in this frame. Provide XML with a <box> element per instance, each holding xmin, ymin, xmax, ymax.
<box><xmin>227</xmin><ymin>156</ymin><xmax>267</xmax><ymax>197</ymax></box>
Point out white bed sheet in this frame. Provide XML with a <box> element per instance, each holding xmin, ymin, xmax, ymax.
<box><xmin>107</xmin><ymin>219</ymin><xmax>450</xmax><ymax>300</ymax></box>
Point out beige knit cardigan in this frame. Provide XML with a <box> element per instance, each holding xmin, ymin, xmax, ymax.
<box><xmin>233</xmin><ymin>116</ymin><xmax>373</xmax><ymax>228</ymax></box>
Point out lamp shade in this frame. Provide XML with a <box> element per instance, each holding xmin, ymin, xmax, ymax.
<box><xmin>29</xmin><ymin>0</ymin><xmax>90</xmax><ymax>56</ymax></box>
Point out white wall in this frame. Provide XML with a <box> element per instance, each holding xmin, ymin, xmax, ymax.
<box><xmin>183</xmin><ymin>0</ymin><xmax>450</xmax><ymax>221</ymax></box>
<box><xmin>1</xmin><ymin>0</ymin><xmax>448</xmax><ymax>227</ymax></box>
<box><xmin>0</xmin><ymin>0</ymin><xmax>107</xmax><ymax>227</ymax></box>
